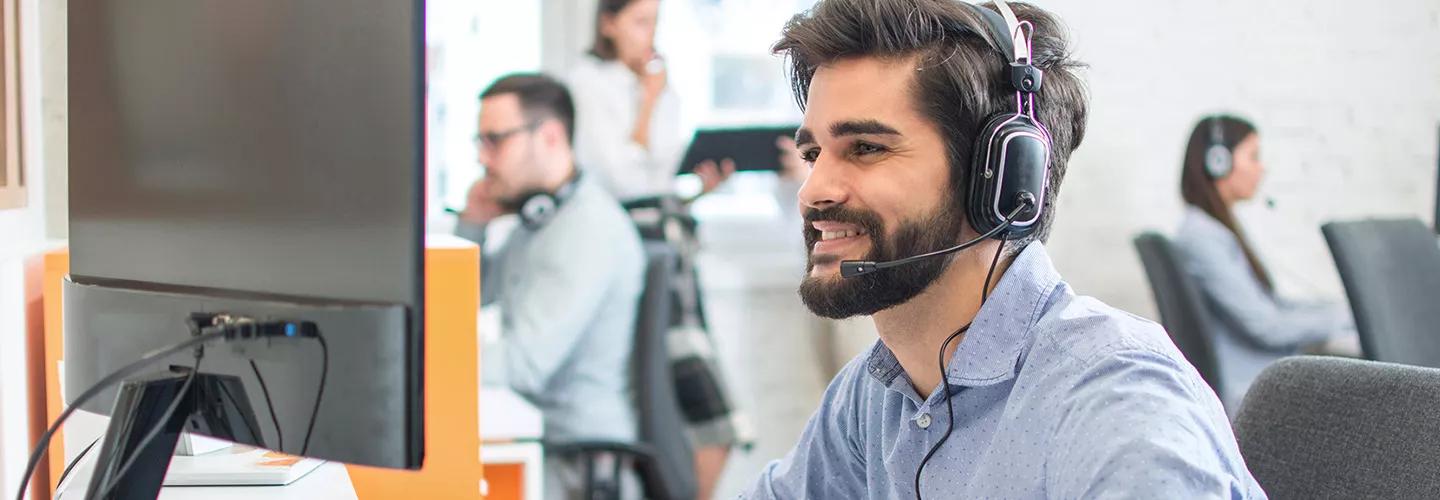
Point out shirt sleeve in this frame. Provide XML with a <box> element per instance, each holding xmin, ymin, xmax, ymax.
<box><xmin>479</xmin><ymin>228</ymin><xmax>621</xmax><ymax>396</ymax></box>
<box><xmin>1178</xmin><ymin>230</ymin><xmax>1349</xmax><ymax>350</ymax></box>
<box><xmin>453</xmin><ymin>220</ymin><xmax>502</xmax><ymax>306</ymax></box>
<box><xmin>1046</xmin><ymin>348</ymin><xmax>1263</xmax><ymax>499</ymax></box>
<box><xmin>742</xmin><ymin>358</ymin><xmax>868</xmax><ymax>499</ymax></box>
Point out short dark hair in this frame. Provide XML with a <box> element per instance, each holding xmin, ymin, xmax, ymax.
<box><xmin>480</xmin><ymin>73</ymin><xmax>576</xmax><ymax>146</ymax></box>
<box><xmin>773</xmin><ymin>0</ymin><xmax>1088</xmax><ymax>249</ymax></box>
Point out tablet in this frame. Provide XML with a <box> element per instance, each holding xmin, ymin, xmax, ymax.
<box><xmin>678</xmin><ymin>125</ymin><xmax>800</xmax><ymax>174</ymax></box>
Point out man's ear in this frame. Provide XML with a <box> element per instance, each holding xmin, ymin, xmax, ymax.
<box><xmin>539</xmin><ymin>119</ymin><xmax>565</xmax><ymax>149</ymax></box>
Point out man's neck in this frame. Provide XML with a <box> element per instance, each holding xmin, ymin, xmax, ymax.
<box><xmin>872</xmin><ymin>240</ymin><xmax>1013</xmax><ymax>400</ymax></box>
<box><xmin>537</xmin><ymin>153</ymin><xmax>577</xmax><ymax>193</ymax></box>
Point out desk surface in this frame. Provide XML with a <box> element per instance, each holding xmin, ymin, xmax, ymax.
<box><xmin>480</xmin><ymin>386</ymin><xmax>543</xmax><ymax>443</ymax></box>
<box><xmin>158</xmin><ymin>462</ymin><xmax>356</xmax><ymax>500</ymax></box>
<box><xmin>58</xmin><ymin>461</ymin><xmax>356</xmax><ymax>500</ymax></box>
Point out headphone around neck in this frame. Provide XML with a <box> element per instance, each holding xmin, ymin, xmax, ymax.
<box><xmin>515</xmin><ymin>171</ymin><xmax>583</xmax><ymax>229</ymax></box>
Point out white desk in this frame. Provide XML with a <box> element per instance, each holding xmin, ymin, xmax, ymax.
<box><xmin>57</xmin><ymin>458</ymin><xmax>355</xmax><ymax>500</ymax></box>
<box><xmin>479</xmin><ymin>387</ymin><xmax>544</xmax><ymax>500</ymax></box>
<box><xmin>158</xmin><ymin>461</ymin><xmax>355</xmax><ymax>500</ymax></box>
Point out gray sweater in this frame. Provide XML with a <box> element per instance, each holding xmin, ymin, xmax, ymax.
<box><xmin>468</xmin><ymin>176</ymin><xmax>645</xmax><ymax>443</ymax></box>
<box><xmin>1174</xmin><ymin>205</ymin><xmax>1353</xmax><ymax>411</ymax></box>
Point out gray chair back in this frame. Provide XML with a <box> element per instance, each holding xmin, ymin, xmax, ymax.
<box><xmin>634</xmin><ymin>242</ymin><xmax>696</xmax><ymax>499</ymax></box>
<box><xmin>1133</xmin><ymin>232</ymin><xmax>1223</xmax><ymax>395</ymax></box>
<box><xmin>1322</xmin><ymin>218</ymin><xmax>1440</xmax><ymax>368</ymax></box>
<box><xmin>1234</xmin><ymin>356</ymin><xmax>1440</xmax><ymax>498</ymax></box>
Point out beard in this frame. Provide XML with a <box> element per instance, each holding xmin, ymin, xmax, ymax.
<box><xmin>798</xmin><ymin>194</ymin><xmax>968</xmax><ymax>319</ymax></box>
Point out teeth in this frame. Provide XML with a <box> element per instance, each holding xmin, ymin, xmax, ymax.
<box><xmin>820</xmin><ymin>229</ymin><xmax>864</xmax><ymax>241</ymax></box>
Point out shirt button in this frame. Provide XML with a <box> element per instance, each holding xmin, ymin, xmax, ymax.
<box><xmin>916</xmin><ymin>413</ymin><xmax>932</xmax><ymax>429</ymax></box>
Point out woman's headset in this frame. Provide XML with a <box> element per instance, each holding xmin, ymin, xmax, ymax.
<box><xmin>1204</xmin><ymin>115</ymin><xmax>1234</xmax><ymax>178</ymax></box>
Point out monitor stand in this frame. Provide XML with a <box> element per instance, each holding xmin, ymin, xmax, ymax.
<box><xmin>83</xmin><ymin>367</ymin><xmax>265</xmax><ymax>500</ymax></box>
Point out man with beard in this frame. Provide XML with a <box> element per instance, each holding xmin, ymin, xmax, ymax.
<box><xmin>457</xmin><ymin>73</ymin><xmax>645</xmax><ymax>499</ymax></box>
<box><xmin>744</xmin><ymin>1</ymin><xmax>1264</xmax><ymax>498</ymax></box>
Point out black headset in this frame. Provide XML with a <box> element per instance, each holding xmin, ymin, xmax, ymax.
<box><xmin>514</xmin><ymin>171</ymin><xmax>583</xmax><ymax>229</ymax></box>
<box><xmin>962</xmin><ymin>0</ymin><xmax>1052</xmax><ymax>240</ymax></box>
<box><xmin>1204</xmin><ymin>115</ymin><xmax>1234</xmax><ymax>178</ymax></box>
<box><xmin>839</xmin><ymin>0</ymin><xmax>1050</xmax><ymax>279</ymax></box>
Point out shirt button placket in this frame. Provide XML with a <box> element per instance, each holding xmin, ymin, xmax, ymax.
<box><xmin>916</xmin><ymin>412</ymin><xmax>932</xmax><ymax>429</ymax></box>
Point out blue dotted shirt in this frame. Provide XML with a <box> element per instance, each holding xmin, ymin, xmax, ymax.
<box><xmin>744</xmin><ymin>243</ymin><xmax>1265</xmax><ymax>499</ymax></box>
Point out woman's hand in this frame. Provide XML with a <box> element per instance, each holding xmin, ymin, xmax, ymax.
<box><xmin>639</xmin><ymin>65</ymin><xmax>667</xmax><ymax>106</ymax></box>
<box><xmin>693</xmin><ymin>158</ymin><xmax>736</xmax><ymax>195</ymax></box>
<box><xmin>776</xmin><ymin>136</ymin><xmax>807</xmax><ymax>182</ymax></box>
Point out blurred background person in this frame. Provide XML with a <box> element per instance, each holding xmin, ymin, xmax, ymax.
<box><xmin>1173</xmin><ymin>114</ymin><xmax>1356</xmax><ymax>412</ymax></box>
<box><xmin>567</xmin><ymin>0</ymin><xmax>732</xmax><ymax>200</ymax></box>
<box><xmin>565</xmin><ymin>2</ymin><xmax>745</xmax><ymax>498</ymax></box>
<box><xmin>459</xmin><ymin>73</ymin><xmax>646</xmax><ymax>499</ymax></box>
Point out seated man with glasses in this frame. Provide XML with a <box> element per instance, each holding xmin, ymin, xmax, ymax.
<box><xmin>456</xmin><ymin>73</ymin><xmax>646</xmax><ymax>500</ymax></box>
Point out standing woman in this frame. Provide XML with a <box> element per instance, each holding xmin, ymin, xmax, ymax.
<box><xmin>566</xmin><ymin>2</ymin><xmax>751</xmax><ymax>499</ymax></box>
<box><xmin>1173</xmin><ymin>114</ymin><xmax>1354</xmax><ymax>412</ymax></box>
<box><xmin>567</xmin><ymin>0</ymin><xmax>731</xmax><ymax>201</ymax></box>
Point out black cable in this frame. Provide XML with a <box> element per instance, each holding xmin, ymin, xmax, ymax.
<box><xmin>13</xmin><ymin>330</ymin><xmax>225</xmax><ymax>500</ymax></box>
<box><xmin>301</xmin><ymin>333</ymin><xmax>328</xmax><ymax>456</ymax></box>
<box><xmin>94</xmin><ymin>354</ymin><xmax>206</xmax><ymax>499</ymax></box>
<box><xmin>54</xmin><ymin>437</ymin><xmax>101</xmax><ymax>494</ymax></box>
<box><xmin>248</xmin><ymin>360</ymin><xmax>284</xmax><ymax>451</ymax></box>
<box><xmin>912</xmin><ymin>323</ymin><xmax>970</xmax><ymax>499</ymax></box>
<box><xmin>914</xmin><ymin>237</ymin><xmax>1008</xmax><ymax>500</ymax></box>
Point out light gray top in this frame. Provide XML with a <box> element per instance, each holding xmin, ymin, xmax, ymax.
<box><xmin>1174</xmin><ymin>205</ymin><xmax>1354</xmax><ymax>411</ymax></box>
<box><xmin>470</xmin><ymin>175</ymin><xmax>646</xmax><ymax>443</ymax></box>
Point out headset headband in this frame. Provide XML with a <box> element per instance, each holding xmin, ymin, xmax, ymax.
<box><xmin>963</xmin><ymin>1</ymin><xmax>1042</xmax><ymax>94</ymax></box>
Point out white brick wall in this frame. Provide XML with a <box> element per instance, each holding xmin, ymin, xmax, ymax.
<box><xmin>1038</xmin><ymin>0</ymin><xmax>1440</xmax><ymax>318</ymax></box>
<box><xmin>0</xmin><ymin>0</ymin><xmax>47</xmax><ymax>493</ymax></box>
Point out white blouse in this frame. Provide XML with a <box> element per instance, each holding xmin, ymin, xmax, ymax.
<box><xmin>566</xmin><ymin>54</ymin><xmax>686</xmax><ymax>201</ymax></box>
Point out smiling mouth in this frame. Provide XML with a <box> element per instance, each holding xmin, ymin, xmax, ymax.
<box><xmin>819</xmin><ymin>229</ymin><xmax>866</xmax><ymax>241</ymax></box>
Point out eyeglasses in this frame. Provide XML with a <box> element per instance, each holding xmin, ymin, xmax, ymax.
<box><xmin>474</xmin><ymin>120</ymin><xmax>542</xmax><ymax>152</ymax></box>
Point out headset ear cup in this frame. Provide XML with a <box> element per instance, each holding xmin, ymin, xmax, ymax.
<box><xmin>968</xmin><ymin>113</ymin><xmax>1010</xmax><ymax>236</ymax></box>
<box><xmin>967</xmin><ymin>112</ymin><xmax>1049</xmax><ymax>239</ymax></box>
<box><xmin>1204</xmin><ymin>144</ymin><xmax>1233</xmax><ymax>178</ymax></box>
<box><xmin>519</xmin><ymin>193</ymin><xmax>558</xmax><ymax>229</ymax></box>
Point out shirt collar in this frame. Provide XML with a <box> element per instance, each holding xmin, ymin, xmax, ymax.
<box><xmin>865</xmin><ymin>241</ymin><xmax>1063</xmax><ymax>389</ymax></box>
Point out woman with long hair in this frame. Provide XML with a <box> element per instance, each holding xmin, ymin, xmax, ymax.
<box><xmin>1173</xmin><ymin>114</ymin><xmax>1354</xmax><ymax>412</ymax></box>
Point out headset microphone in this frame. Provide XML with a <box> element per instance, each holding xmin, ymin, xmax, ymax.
<box><xmin>840</xmin><ymin>192</ymin><xmax>1035</xmax><ymax>279</ymax></box>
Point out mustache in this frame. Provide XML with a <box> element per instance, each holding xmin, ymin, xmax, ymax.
<box><xmin>802</xmin><ymin>205</ymin><xmax>886</xmax><ymax>250</ymax></box>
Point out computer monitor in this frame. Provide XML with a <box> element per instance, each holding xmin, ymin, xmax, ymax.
<box><xmin>62</xmin><ymin>0</ymin><xmax>424</xmax><ymax>497</ymax></box>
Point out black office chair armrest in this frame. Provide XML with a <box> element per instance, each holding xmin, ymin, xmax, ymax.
<box><xmin>620</xmin><ymin>196</ymin><xmax>668</xmax><ymax>212</ymax></box>
<box><xmin>543</xmin><ymin>439</ymin><xmax>671</xmax><ymax>500</ymax></box>
<box><xmin>623</xmin><ymin>196</ymin><xmax>700</xmax><ymax>243</ymax></box>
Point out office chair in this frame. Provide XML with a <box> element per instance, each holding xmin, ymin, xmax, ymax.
<box><xmin>547</xmin><ymin>242</ymin><xmax>697</xmax><ymax>500</ymax></box>
<box><xmin>1233</xmin><ymin>356</ymin><xmax>1440</xmax><ymax>498</ymax></box>
<box><xmin>1322</xmin><ymin>218</ymin><xmax>1440</xmax><ymax>369</ymax></box>
<box><xmin>1133</xmin><ymin>232</ymin><xmax>1224</xmax><ymax>395</ymax></box>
